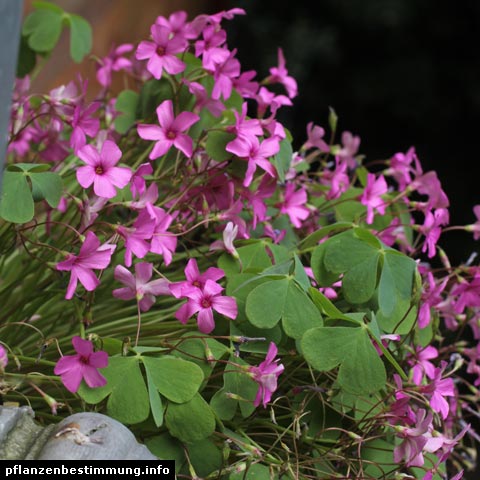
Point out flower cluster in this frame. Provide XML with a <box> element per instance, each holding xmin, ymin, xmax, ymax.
<box><xmin>1</xmin><ymin>4</ymin><xmax>479</xmax><ymax>479</ymax></box>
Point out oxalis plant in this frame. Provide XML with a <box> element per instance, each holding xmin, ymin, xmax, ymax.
<box><xmin>1</xmin><ymin>3</ymin><xmax>480</xmax><ymax>479</ymax></box>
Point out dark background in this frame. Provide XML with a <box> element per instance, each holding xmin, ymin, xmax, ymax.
<box><xmin>221</xmin><ymin>0</ymin><xmax>480</xmax><ymax>266</ymax></box>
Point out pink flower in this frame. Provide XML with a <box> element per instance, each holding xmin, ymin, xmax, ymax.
<box><xmin>54</xmin><ymin>336</ymin><xmax>108</xmax><ymax>393</ymax></box>
<box><xmin>155</xmin><ymin>11</ymin><xmax>193</xmax><ymax>39</ymax></box>
<box><xmin>226</xmin><ymin>102</ymin><xmax>263</xmax><ymax>142</ymax></box>
<box><xmin>0</xmin><ymin>344</ymin><xmax>8</xmax><ymax>369</ymax></box>
<box><xmin>210</xmin><ymin>222</ymin><xmax>239</xmax><ymax>257</ymax></box>
<box><xmin>265</xmin><ymin>48</ymin><xmax>298</xmax><ymax>99</ymax></box>
<box><xmin>278</xmin><ymin>184</ymin><xmax>310</xmax><ymax>228</ymax></box>
<box><xmin>195</xmin><ymin>25</ymin><xmax>229</xmax><ymax>70</ymax></box>
<box><xmin>387</xmin><ymin>146</ymin><xmax>422</xmax><ymax>190</ymax></box>
<box><xmin>169</xmin><ymin>258</ymin><xmax>224</xmax><ymax>298</ymax></box>
<box><xmin>149</xmin><ymin>206</ymin><xmax>177</xmax><ymax>266</ymax></box>
<box><xmin>304</xmin><ymin>122</ymin><xmax>329</xmax><ymax>152</ymax></box>
<box><xmin>130</xmin><ymin>162</ymin><xmax>153</xmax><ymax>198</ymax></box>
<box><xmin>226</xmin><ymin>135</ymin><xmax>279</xmax><ymax>187</ymax></box>
<box><xmin>451</xmin><ymin>274</ymin><xmax>480</xmax><ymax>314</ymax></box>
<box><xmin>466</xmin><ymin>205</ymin><xmax>480</xmax><ymax>240</ymax></box>
<box><xmin>135</xmin><ymin>24</ymin><xmax>186</xmax><ymax>80</ymax></box>
<box><xmin>96</xmin><ymin>43</ymin><xmax>133</xmax><ymax>88</ymax></box>
<box><xmin>209</xmin><ymin>48</ymin><xmax>241</xmax><ymax>100</ymax></box>
<box><xmin>175</xmin><ymin>279</ymin><xmax>237</xmax><ymax>334</ymax></box>
<box><xmin>56</xmin><ymin>232</ymin><xmax>116</xmax><ymax>299</ymax></box>
<box><xmin>335</xmin><ymin>131</ymin><xmax>360</xmax><ymax>169</ymax></box>
<box><xmin>248</xmin><ymin>342</ymin><xmax>285</xmax><ymax>408</ymax></box>
<box><xmin>137</xmin><ymin>100</ymin><xmax>199</xmax><ymax>159</ymax></box>
<box><xmin>117</xmin><ymin>209</ymin><xmax>155</xmax><ymax>267</ymax></box>
<box><xmin>409</xmin><ymin>345</ymin><xmax>438</xmax><ymax>385</ymax></box>
<box><xmin>418</xmin><ymin>271</ymin><xmax>448</xmax><ymax>328</ymax></box>
<box><xmin>411</xmin><ymin>171</ymin><xmax>449</xmax><ymax>213</ymax></box>
<box><xmin>394</xmin><ymin>409</ymin><xmax>433</xmax><ymax>467</ymax></box>
<box><xmin>419</xmin><ymin>208</ymin><xmax>449</xmax><ymax>258</ymax></box>
<box><xmin>360</xmin><ymin>173</ymin><xmax>388</xmax><ymax>224</ymax></box>
<box><xmin>233</xmin><ymin>70</ymin><xmax>259</xmax><ymax>98</ymax></box>
<box><xmin>76</xmin><ymin>140</ymin><xmax>132</xmax><ymax>199</ymax></box>
<box><xmin>322</xmin><ymin>159</ymin><xmax>350</xmax><ymax>200</ymax></box>
<box><xmin>420</xmin><ymin>362</ymin><xmax>455</xmax><ymax>419</ymax></box>
<box><xmin>70</xmin><ymin>102</ymin><xmax>100</xmax><ymax>153</ymax></box>
<box><xmin>184</xmin><ymin>80</ymin><xmax>224</xmax><ymax>117</ymax></box>
<box><xmin>256</xmin><ymin>86</ymin><xmax>292</xmax><ymax>118</ymax></box>
<box><xmin>113</xmin><ymin>262</ymin><xmax>170</xmax><ymax>312</ymax></box>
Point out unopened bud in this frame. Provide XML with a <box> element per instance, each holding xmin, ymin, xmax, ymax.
<box><xmin>205</xmin><ymin>345</ymin><xmax>215</xmax><ymax>363</ymax></box>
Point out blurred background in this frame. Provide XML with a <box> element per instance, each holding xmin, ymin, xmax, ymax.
<box><xmin>19</xmin><ymin>0</ymin><xmax>480</xmax><ymax>476</ymax></box>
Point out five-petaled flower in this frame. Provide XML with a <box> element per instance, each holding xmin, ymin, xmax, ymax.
<box><xmin>113</xmin><ymin>262</ymin><xmax>170</xmax><ymax>312</ymax></box>
<box><xmin>173</xmin><ymin>278</ymin><xmax>237</xmax><ymax>334</ymax></box>
<box><xmin>76</xmin><ymin>140</ymin><xmax>132</xmax><ymax>199</ymax></box>
<box><xmin>56</xmin><ymin>231</ymin><xmax>116</xmax><ymax>299</ymax></box>
<box><xmin>54</xmin><ymin>336</ymin><xmax>108</xmax><ymax>393</ymax></box>
<box><xmin>135</xmin><ymin>24</ymin><xmax>187</xmax><ymax>80</ymax></box>
<box><xmin>248</xmin><ymin>342</ymin><xmax>284</xmax><ymax>408</ymax></box>
<box><xmin>137</xmin><ymin>99</ymin><xmax>200</xmax><ymax>159</ymax></box>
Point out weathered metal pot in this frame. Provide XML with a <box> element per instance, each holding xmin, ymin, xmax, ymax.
<box><xmin>0</xmin><ymin>406</ymin><xmax>157</xmax><ymax>460</ymax></box>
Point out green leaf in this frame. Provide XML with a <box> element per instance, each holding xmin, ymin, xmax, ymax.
<box><xmin>230</xmin><ymin>464</ymin><xmax>277</xmax><ymax>480</ymax></box>
<box><xmin>273</xmin><ymin>137</ymin><xmax>293</xmax><ymax>182</ymax></box>
<box><xmin>293</xmin><ymin>253</ymin><xmax>311</xmax><ymax>291</ymax></box>
<box><xmin>0</xmin><ymin>172</ymin><xmax>34</xmax><ymax>223</ymax></box>
<box><xmin>300</xmin><ymin>222</ymin><xmax>352</xmax><ymax>250</ymax></box>
<box><xmin>30</xmin><ymin>172</ymin><xmax>62</xmax><ymax>207</ymax></box>
<box><xmin>245</xmin><ymin>278</ymin><xmax>289</xmax><ymax>329</ymax></box>
<box><xmin>211</xmin><ymin>353</ymin><xmax>259</xmax><ymax>420</ymax></box>
<box><xmin>205</xmin><ymin>130</ymin><xmax>235</xmax><ymax>161</ymax></box>
<box><xmin>17</xmin><ymin>36</ymin><xmax>37</xmax><ymax>78</ymax></box>
<box><xmin>145</xmin><ymin>434</ymin><xmax>184</xmax><ymax>471</ymax></box>
<box><xmin>324</xmin><ymin>230</ymin><xmax>380</xmax><ymax>274</ymax></box>
<box><xmin>68</xmin><ymin>14</ymin><xmax>92</xmax><ymax>62</ymax></box>
<box><xmin>282</xmin><ymin>280</ymin><xmax>324</xmax><ymax>339</ymax></box>
<box><xmin>77</xmin><ymin>356</ymin><xmax>150</xmax><ymax>424</ymax></box>
<box><xmin>137</xmin><ymin>79</ymin><xmax>173</xmax><ymax>119</ymax></box>
<box><xmin>378</xmin><ymin>255</ymin><xmax>396</xmax><ymax>316</ymax></box>
<box><xmin>165</xmin><ymin>393</ymin><xmax>216</xmax><ymax>442</ymax></box>
<box><xmin>333</xmin><ymin>187</ymin><xmax>366</xmax><ymax>222</ymax></box>
<box><xmin>210</xmin><ymin>387</ymin><xmax>238</xmax><ymax>421</ymax></box>
<box><xmin>302</xmin><ymin>326</ymin><xmax>386</xmax><ymax>394</ymax></box>
<box><xmin>105</xmin><ymin>357</ymin><xmax>150</xmax><ymax>424</ymax></box>
<box><xmin>114</xmin><ymin>90</ymin><xmax>139</xmax><ymax>134</ymax></box>
<box><xmin>238</xmin><ymin>242</ymin><xmax>274</xmax><ymax>272</ymax></box>
<box><xmin>245</xmin><ymin>278</ymin><xmax>322</xmax><ymax>338</ymax></box>
<box><xmin>187</xmin><ymin>440</ymin><xmax>223</xmax><ymax>478</ymax></box>
<box><xmin>23</xmin><ymin>10</ymin><xmax>63</xmax><ymax>53</ymax></box>
<box><xmin>146</xmin><ymin>367</ymin><xmax>164</xmax><ymax>427</ymax></box>
<box><xmin>246</xmin><ymin>278</ymin><xmax>323</xmax><ymax>338</ymax></box>
<box><xmin>342</xmin><ymin>253</ymin><xmax>380</xmax><ymax>304</ymax></box>
<box><xmin>310</xmin><ymin>239</ymin><xmax>341</xmax><ymax>287</ymax></box>
<box><xmin>9</xmin><ymin>162</ymin><xmax>51</xmax><ymax>172</ymax></box>
<box><xmin>308</xmin><ymin>287</ymin><xmax>360</xmax><ymax>323</ymax></box>
<box><xmin>172</xmin><ymin>333</ymin><xmax>229</xmax><ymax>378</ymax></box>
<box><xmin>382</xmin><ymin>251</ymin><xmax>416</xmax><ymax>302</ymax></box>
<box><xmin>142</xmin><ymin>356</ymin><xmax>204</xmax><ymax>403</ymax></box>
<box><xmin>376</xmin><ymin>296</ymin><xmax>417</xmax><ymax>334</ymax></box>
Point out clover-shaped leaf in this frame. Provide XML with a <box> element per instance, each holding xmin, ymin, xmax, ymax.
<box><xmin>301</xmin><ymin>325</ymin><xmax>386</xmax><ymax>394</ymax></box>
<box><xmin>0</xmin><ymin>165</ymin><xmax>62</xmax><ymax>223</ymax></box>
<box><xmin>246</xmin><ymin>277</ymin><xmax>323</xmax><ymax>339</ymax></box>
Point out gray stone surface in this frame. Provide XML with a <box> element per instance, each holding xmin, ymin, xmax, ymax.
<box><xmin>0</xmin><ymin>406</ymin><xmax>157</xmax><ymax>460</ymax></box>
